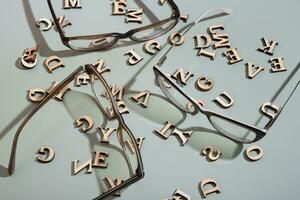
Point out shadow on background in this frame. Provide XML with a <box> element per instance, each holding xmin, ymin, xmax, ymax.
<box><xmin>185</xmin><ymin>127</ymin><xmax>243</xmax><ymax>160</ymax></box>
<box><xmin>0</xmin><ymin>104</ymin><xmax>35</xmax><ymax>177</ymax></box>
<box><xmin>21</xmin><ymin>0</ymin><xmax>162</xmax><ymax>60</ymax></box>
<box><xmin>254</xmin><ymin>61</ymin><xmax>300</xmax><ymax>127</ymax></box>
<box><xmin>62</xmin><ymin>90</ymin><xmax>134</xmax><ymax>198</ymax></box>
<box><xmin>124</xmin><ymin>91</ymin><xmax>186</xmax><ymax>126</ymax></box>
<box><xmin>2</xmin><ymin>0</ymin><xmax>299</xmax><ymax>189</ymax></box>
<box><xmin>121</xmin><ymin>13</ymin><xmax>245</xmax><ymax>160</ymax></box>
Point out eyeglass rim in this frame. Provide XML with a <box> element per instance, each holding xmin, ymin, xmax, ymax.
<box><xmin>153</xmin><ymin>65</ymin><xmax>267</xmax><ymax>143</ymax></box>
<box><xmin>82</xmin><ymin>65</ymin><xmax>145</xmax><ymax>200</ymax></box>
<box><xmin>47</xmin><ymin>0</ymin><xmax>180</xmax><ymax>51</ymax></box>
<box><xmin>6</xmin><ymin>64</ymin><xmax>144</xmax><ymax>199</ymax></box>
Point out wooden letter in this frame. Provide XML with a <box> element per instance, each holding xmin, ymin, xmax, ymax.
<box><xmin>106</xmin><ymin>84</ymin><xmax>124</xmax><ymax>101</ymax></box>
<box><xmin>44</xmin><ymin>56</ymin><xmax>65</xmax><ymax>73</ymax></box>
<box><xmin>269</xmin><ymin>57</ymin><xmax>287</xmax><ymax>73</ymax></box>
<box><xmin>93</xmin><ymin>59</ymin><xmax>111</xmax><ymax>76</ymax></box>
<box><xmin>143</xmin><ymin>40</ymin><xmax>161</xmax><ymax>55</ymax></box>
<box><xmin>197</xmin><ymin>49</ymin><xmax>216</xmax><ymax>60</ymax></box>
<box><xmin>108</xmin><ymin>100</ymin><xmax>130</xmax><ymax>117</ymax></box>
<box><xmin>194</xmin><ymin>35</ymin><xmax>212</xmax><ymax>49</ymax></box>
<box><xmin>199</xmin><ymin>178</ymin><xmax>221</xmax><ymax>198</ymax></box>
<box><xmin>21</xmin><ymin>46</ymin><xmax>39</xmax><ymax>69</ymax></box>
<box><xmin>56</xmin><ymin>15</ymin><xmax>72</xmax><ymax>28</ymax></box>
<box><xmin>112</xmin><ymin>0</ymin><xmax>127</xmax><ymax>15</ymax></box>
<box><xmin>98</xmin><ymin>127</ymin><xmax>116</xmax><ymax>143</ymax></box>
<box><xmin>172</xmin><ymin>128</ymin><xmax>193</xmax><ymax>145</ymax></box>
<box><xmin>245</xmin><ymin>144</ymin><xmax>263</xmax><ymax>161</ymax></box>
<box><xmin>104</xmin><ymin>177</ymin><xmax>124</xmax><ymax>196</ymax></box>
<box><xmin>130</xmin><ymin>90</ymin><xmax>151</xmax><ymax>108</ymax></box>
<box><xmin>168</xmin><ymin>32</ymin><xmax>185</xmax><ymax>46</ymax></box>
<box><xmin>260</xmin><ymin>102</ymin><xmax>281</xmax><ymax>121</ymax></box>
<box><xmin>75</xmin><ymin>73</ymin><xmax>90</xmax><ymax>86</ymax></box>
<box><xmin>223</xmin><ymin>48</ymin><xmax>243</xmax><ymax>64</ymax></box>
<box><xmin>28</xmin><ymin>88</ymin><xmax>46</xmax><ymax>102</ymax></box>
<box><xmin>46</xmin><ymin>81</ymin><xmax>71</xmax><ymax>101</ymax></box>
<box><xmin>63</xmin><ymin>0</ymin><xmax>82</xmax><ymax>9</ymax></box>
<box><xmin>36</xmin><ymin>147</ymin><xmax>55</xmax><ymax>163</ymax></box>
<box><xmin>202</xmin><ymin>146</ymin><xmax>221</xmax><ymax>161</ymax></box>
<box><xmin>246</xmin><ymin>63</ymin><xmax>264</xmax><ymax>79</ymax></box>
<box><xmin>196</xmin><ymin>77</ymin><xmax>214</xmax><ymax>91</ymax></box>
<box><xmin>171</xmin><ymin>68</ymin><xmax>194</xmax><ymax>85</ymax></box>
<box><xmin>74</xmin><ymin>115</ymin><xmax>94</xmax><ymax>133</ymax></box>
<box><xmin>92</xmin><ymin>151</ymin><xmax>109</xmax><ymax>168</ymax></box>
<box><xmin>126</xmin><ymin>8</ymin><xmax>143</xmax><ymax>23</ymax></box>
<box><xmin>214</xmin><ymin>91</ymin><xmax>234</xmax><ymax>108</ymax></box>
<box><xmin>208</xmin><ymin>24</ymin><xmax>230</xmax><ymax>48</ymax></box>
<box><xmin>158</xmin><ymin>0</ymin><xmax>166</xmax><ymax>5</ymax></box>
<box><xmin>257</xmin><ymin>37</ymin><xmax>278</xmax><ymax>56</ymax></box>
<box><xmin>171</xmin><ymin>189</ymin><xmax>191</xmax><ymax>200</ymax></box>
<box><xmin>125</xmin><ymin>49</ymin><xmax>143</xmax><ymax>65</ymax></box>
<box><xmin>36</xmin><ymin>18</ymin><xmax>53</xmax><ymax>31</ymax></box>
<box><xmin>155</xmin><ymin>121</ymin><xmax>174</xmax><ymax>139</ymax></box>
<box><xmin>180</xmin><ymin>15</ymin><xmax>189</xmax><ymax>23</ymax></box>
<box><xmin>72</xmin><ymin>159</ymin><xmax>92</xmax><ymax>175</ymax></box>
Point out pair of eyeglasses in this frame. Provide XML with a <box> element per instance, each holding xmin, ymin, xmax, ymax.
<box><xmin>153</xmin><ymin>7</ymin><xmax>289</xmax><ymax>144</ymax></box>
<box><xmin>47</xmin><ymin>0</ymin><xmax>180</xmax><ymax>51</ymax></box>
<box><xmin>5</xmin><ymin>64</ymin><xmax>144</xmax><ymax>200</ymax></box>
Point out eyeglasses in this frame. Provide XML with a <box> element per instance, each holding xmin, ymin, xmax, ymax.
<box><xmin>47</xmin><ymin>0</ymin><xmax>180</xmax><ymax>51</ymax></box>
<box><xmin>153</xmin><ymin>8</ymin><xmax>272</xmax><ymax>144</ymax></box>
<box><xmin>120</xmin><ymin>9</ymin><xmax>235</xmax><ymax>127</ymax></box>
<box><xmin>5</xmin><ymin>64</ymin><xmax>144</xmax><ymax>199</ymax></box>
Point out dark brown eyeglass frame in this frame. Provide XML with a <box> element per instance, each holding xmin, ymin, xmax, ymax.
<box><xmin>5</xmin><ymin>64</ymin><xmax>144</xmax><ymax>200</ymax></box>
<box><xmin>47</xmin><ymin>0</ymin><xmax>180</xmax><ymax>51</ymax></box>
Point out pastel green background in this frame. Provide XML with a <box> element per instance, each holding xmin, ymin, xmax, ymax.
<box><xmin>0</xmin><ymin>0</ymin><xmax>299</xmax><ymax>199</ymax></box>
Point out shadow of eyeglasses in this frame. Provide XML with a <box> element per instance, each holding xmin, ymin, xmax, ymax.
<box><xmin>121</xmin><ymin>11</ymin><xmax>300</xmax><ymax>160</ymax></box>
<box><xmin>253</xmin><ymin>61</ymin><xmax>300</xmax><ymax>127</ymax></box>
<box><xmin>123</xmin><ymin>88</ymin><xmax>243</xmax><ymax>159</ymax></box>
<box><xmin>122</xmin><ymin>8</ymin><xmax>234</xmax><ymax>126</ymax></box>
<box><xmin>182</xmin><ymin>126</ymin><xmax>243</xmax><ymax>160</ymax></box>
<box><xmin>119</xmin><ymin>13</ymin><xmax>244</xmax><ymax>160</ymax></box>
<box><xmin>62</xmin><ymin>90</ymin><xmax>137</xmax><ymax>197</ymax></box>
<box><xmin>62</xmin><ymin>90</ymin><xmax>108</xmax><ymax>134</ymax></box>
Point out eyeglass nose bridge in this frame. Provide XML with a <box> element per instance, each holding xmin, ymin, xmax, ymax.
<box><xmin>106</xmin><ymin>32</ymin><xmax>128</xmax><ymax>40</ymax></box>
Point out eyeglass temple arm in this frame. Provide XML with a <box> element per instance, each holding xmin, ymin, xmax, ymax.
<box><xmin>47</xmin><ymin>0</ymin><xmax>66</xmax><ymax>39</ymax></box>
<box><xmin>264</xmin><ymin>81</ymin><xmax>300</xmax><ymax>130</ymax></box>
<box><xmin>6</xmin><ymin>66</ymin><xmax>83</xmax><ymax>175</ymax></box>
<box><xmin>167</xmin><ymin>0</ymin><xmax>180</xmax><ymax>16</ymax></box>
<box><xmin>156</xmin><ymin>7</ymin><xmax>232</xmax><ymax>67</ymax></box>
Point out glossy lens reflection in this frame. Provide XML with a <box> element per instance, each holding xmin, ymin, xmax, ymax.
<box><xmin>68</xmin><ymin>37</ymin><xmax>117</xmax><ymax>51</ymax></box>
<box><xmin>63</xmin><ymin>80</ymin><xmax>139</xmax><ymax>198</ymax></box>
<box><xmin>157</xmin><ymin>74</ymin><xmax>195</xmax><ymax>113</ymax></box>
<box><xmin>186</xmin><ymin>128</ymin><xmax>243</xmax><ymax>160</ymax></box>
<box><xmin>123</xmin><ymin>91</ymin><xmax>186</xmax><ymax>126</ymax></box>
<box><xmin>92</xmin><ymin>123</ymin><xmax>139</xmax><ymax>198</ymax></box>
<box><xmin>209</xmin><ymin>115</ymin><xmax>257</xmax><ymax>143</ymax></box>
<box><xmin>131</xmin><ymin>19</ymin><xmax>177</xmax><ymax>41</ymax></box>
<box><xmin>90</xmin><ymin>75</ymin><xmax>113</xmax><ymax>118</ymax></box>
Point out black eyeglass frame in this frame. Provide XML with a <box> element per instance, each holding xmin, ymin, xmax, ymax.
<box><xmin>153</xmin><ymin>65</ymin><xmax>268</xmax><ymax>144</ymax></box>
<box><xmin>150</xmin><ymin>7</ymin><xmax>280</xmax><ymax>144</ymax></box>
